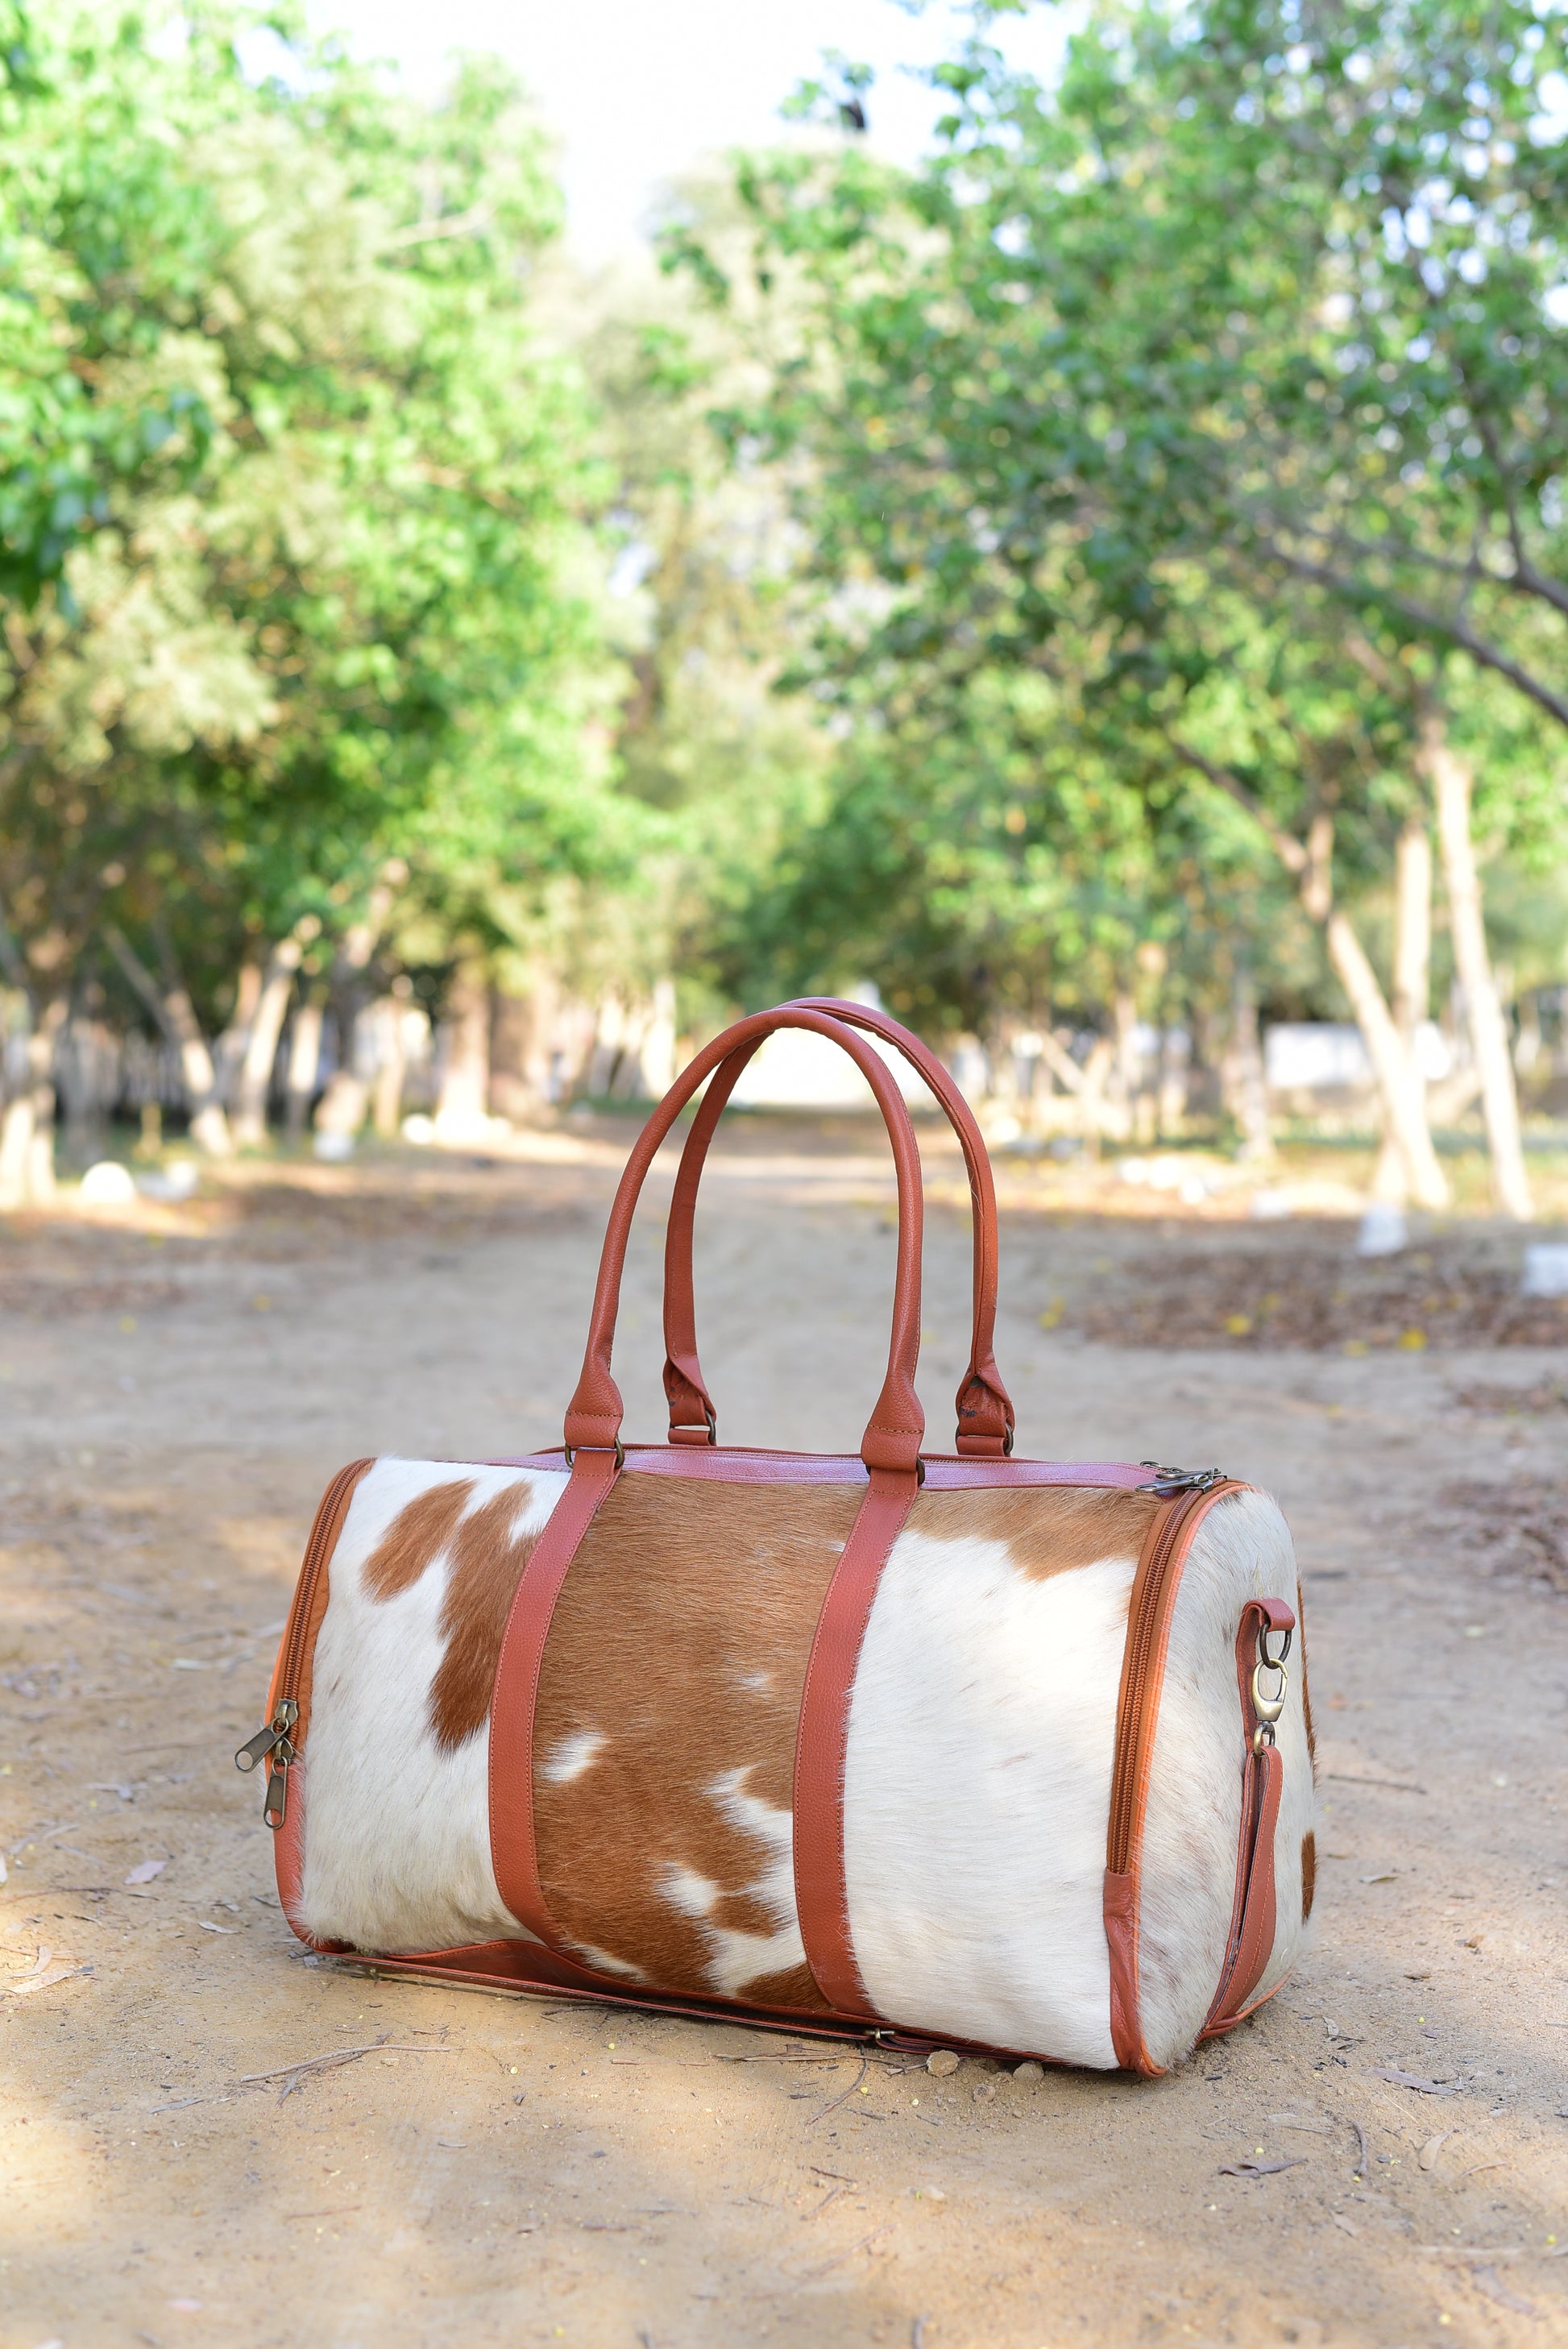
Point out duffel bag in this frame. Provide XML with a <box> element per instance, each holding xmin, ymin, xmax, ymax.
<box><xmin>238</xmin><ymin>998</ymin><xmax>1314</xmax><ymax>2075</ymax></box>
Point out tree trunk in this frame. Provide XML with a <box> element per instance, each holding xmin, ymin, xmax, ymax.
<box><xmin>1424</xmin><ymin>716</ymin><xmax>1533</xmax><ymax>1220</ymax></box>
<box><xmin>105</xmin><ymin>926</ymin><xmax>233</xmax><ymax>1156</ymax></box>
<box><xmin>1222</xmin><ymin>962</ymin><xmax>1273</xmax><ymax>1164</ymax></box>
<box><xmin>371</xmin><ymin>998</ymin><xmax>409</xmax><ymax>1139</ymax></box>
<box><xmin>435</xmin><ymin>960</ymin><xmax>492</xmax><ymax>1138</ymax></box>
<box><xmin>1373</xmin><ymin>814</ymin><xmax>1433</xmax><ymax>1199</ymax></box>
<box><xmin>1322</xmin><ymin>907</ymin><xmax>1449</xmax><ymax>1207</ymax></box>
<box><xmin>284</xmin><ymin>996</ymin><xmax>325</xmax><ymax>1142</ymax></box>
<box><xmin>233</xmin><ymin>938</ymin><xmax>305</xmax><ymax>1147</ymax></box>
<box><xmin>0</xmin><ymin>1000</ymin><xmax>64</xmax><ymax>1206</ymax></box>
<box><xmin>214</xmin><ymin>956</ymin><xmax>263</xmax><ymax>1106</ymax></box>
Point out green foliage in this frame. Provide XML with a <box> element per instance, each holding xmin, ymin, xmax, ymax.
<box><xmin>665</xmin><ymin>0</ymin><xmax>1568</xmax><ymax>1033</ymax></box>
<box><xmin>0</xmin><ymin>0</ymin><xmax>626</xmax><ymax>1026</ymax></box>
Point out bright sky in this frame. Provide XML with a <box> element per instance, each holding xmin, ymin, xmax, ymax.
<box><xmin>303</xmin><ymin>0</ymin><xmax>1068</xmax><ymax>264</ymax></box>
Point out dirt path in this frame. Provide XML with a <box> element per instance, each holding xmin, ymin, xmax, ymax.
<box><xmin>2</xmin><ymin>1127</ymin><xmax>1566</xmax><ymax>2349</ymax></box>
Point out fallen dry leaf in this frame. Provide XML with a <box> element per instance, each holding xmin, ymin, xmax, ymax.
<box><xmin>1418</xmin><ymin>2132</ymin><xmax>1453</xmax><ymax>2172</ymax></box>
<box><xmin>1365</xmin><ymin>2067</ymin><xmax>1461</xmax><ymax>2096</ymax></box>
<box><xmin>124</xmin><ymin>1858</ymin><xmax>167</xmax><ymax>1885</ymax></box>
<box><xmin>1470</xmin><ymin>2266</ymin><xmax>1536</xmax><ymax>2316</ymax></box>
<box><xmin>1218</xmin><ymin>2158</ymin><xmax>1308</xmax><ymax>2177</ymax></box>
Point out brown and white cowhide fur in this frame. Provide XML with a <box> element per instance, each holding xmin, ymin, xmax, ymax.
<box><xmin>296</xmin><ymin>1463</ymin><xmax>1313</xmax><ymax>2071</ymax></box>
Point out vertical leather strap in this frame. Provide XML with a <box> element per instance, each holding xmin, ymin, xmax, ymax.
<box><xmin>792</xmin><ymin>1464</ymin><xmax>920</xmax><ymax>2019</ymax></box>
<box><xmin>488</xmin><ymin>1447</ymin><xmax>621</xmax><ymax>1949</ymax></box>
<box><xmin>1202</xmin><ymin>1594</ymin><xmax>1295</xmax><ymax>2033</ymax></box>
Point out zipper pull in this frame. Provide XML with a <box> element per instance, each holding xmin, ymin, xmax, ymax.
<box><xmin>1137</xmin><ymin>1462</ymin><xmax>1226</xmax><ymax>1496</ymax></box>
<box><xmin>262</xmin><ymin>1734</ymin><xmax>297</xmax><ymax>1830</ymax></box>
<box><xmin>235</xmin><ymin>1699</ymin><xmax>298</xmax><ymax>1774</ymax></box>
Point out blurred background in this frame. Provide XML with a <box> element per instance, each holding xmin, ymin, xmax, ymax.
<box><xmin>3</xmin><ymin>0</ymin><xmax>1567</xmax><ymax>1221</ymax></box>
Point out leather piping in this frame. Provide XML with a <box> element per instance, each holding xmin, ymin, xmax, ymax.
<box><xmin>1102</xmin><ymin>1480</ymin><xmax>1245</xmax><ymax>2076</ymax></box>
<box><xmin>268</xmin><ymin>1458</ymin><xmax>375</xmax><ymax>1936</ymax></box>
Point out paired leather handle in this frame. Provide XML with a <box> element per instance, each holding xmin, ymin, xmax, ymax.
<box><xmin>662</xmin><ymin>998</ymin><xmax>1014</xmax><ymax>1457</ymax></box>
<box><xmin>563</xmin><ymin>1005</ymin><xmax>930</xmax><ymax>1476</ymax></box>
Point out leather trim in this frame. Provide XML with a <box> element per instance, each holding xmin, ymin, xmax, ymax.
<box><xmin>339</xmin><ymin>1939</ymin><xmax>1072</xmax><ymax>2065</ymax></box>
<box><xmin>1102</xmin><ymin>1870</ymin><xmax>1147</xmax><ymax>2073</ymax></box>
<box><xmin>269</xmin><ymin>1458</ymin><xmax>376</xmax><ymax>1941</ymax></box>
<box><xmin>487</xmin><ymin>1446</ymin><xmax>621</xmax><ymax>1949</ymax></box>
<box><xmin>1101</xmin><ymin>1480</ymin><xmax>1247</xmax><ymax>2076</ymax></box>
<box><xmin>490</xmin><ymin>1448</ymin><xmax>1157</xmax><ymax>1490</ymax></box>
<box><xmin>662</xmin><ymin>997</ymin><xmax>1013</xmax><ymax>1455</ymax></box>
<box><xmin>792</xmin><ymin>1464</ymin><xmax>921</xmax><ymax>2019</ymax></box>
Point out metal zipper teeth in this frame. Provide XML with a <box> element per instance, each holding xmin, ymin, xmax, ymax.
<box><xmin>1105</xmin><ymin>1481</ymin><xmax>1240</xmax><ymax>1877</ymax></box>
<box><xmin>276</xmin><ymin>1459</ymin><xmax>371</xmax><ymax>1710</ymax></box>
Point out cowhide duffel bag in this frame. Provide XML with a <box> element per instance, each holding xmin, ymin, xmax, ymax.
<box><xmin>239</xmin><ymin>998</ymin><xmax>1314</xmax><ymax>2075</ymax></box>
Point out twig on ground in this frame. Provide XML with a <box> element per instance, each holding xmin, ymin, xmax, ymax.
<box><xmin>811</xmin><ymin>2058</ymin><xmax>869</xmax><ymax>2123</ymax></box>
<box><xmin>1351</xmin><ymin>2119</ymin><xmax>1370</xmax><ymax>2177</ymax></box>
<box><xmin>796</xmin><ymin>2223</ymin><xmax>893</xmax><ymax>2280</ymax></box>
<box><xmin>239</xmin><ymin>2035</ymin><xmax>459</xmax><ymax>2101</ymax></box>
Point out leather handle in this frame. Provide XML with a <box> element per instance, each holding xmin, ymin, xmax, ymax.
<box><xmin>563</xmin><ymin>1005</ymin><xmax>928</xmax><ymax>1476</ymax></box>
<box><xmin>662</xmin><ymin>997</ymin><xmax>1014</xmax><ymax>1457</ymax></box>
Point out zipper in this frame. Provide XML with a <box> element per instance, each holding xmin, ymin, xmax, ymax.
<box><xmin>1106</xmin><ymin>1474</ymin><xmax>1240</xmax><ymax>1875</ymax></box>
<box><xmin>234</xmin><ymin>1458</ymin><xmax>371</xmax><ymax>1830</ymax></box>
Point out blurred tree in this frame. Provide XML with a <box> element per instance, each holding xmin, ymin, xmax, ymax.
<box><xmin>0</xmin><ymin>0</ymin><xmax>625</xmax><ymax>1174</ymax></box>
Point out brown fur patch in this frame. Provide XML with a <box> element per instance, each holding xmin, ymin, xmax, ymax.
<box><xmin>531</xmin><ymin>1473</ymin><xmax>1156</xmax><ymax>2009</ymax></box>
<box><xmin>432</xmin><ymin>1486</ymin><xmax>541</xmax><ymax>1752</ymax></box>
<box><xmin>903</xmin><ymin>1484</ymin><xmax>1162</xmax><ymax>1577</ymax></box>
<box><xmin>363</xmin><ymin>1480</ymin><xmax>474</xmax><ymax>1600</ymax></box>
<box><xmin>1300</xmin><ymin>1828</ymin><xmax>1317</xmax><ymax>1923</ymax></box>
<box><xmin>361</xmin><ymin>1475</ymin><xmax>539</xmax><ymax>1752</ymax></box>
<box><xmin>533</xmin><ymin>1473</ymin><xmax>862</xmax><ymax>2007</ymax></box>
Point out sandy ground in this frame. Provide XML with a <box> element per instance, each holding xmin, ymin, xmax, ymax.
<box><xmin>2</xmin><ymin>1119</ymin><xmax>1567</xmax><ymax>2349</ymax></box>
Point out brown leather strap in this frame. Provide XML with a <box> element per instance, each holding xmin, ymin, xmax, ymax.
<box><xmin>662</xmin><ymin>998</ymin><xmax>1013</xmax><ymax>1455</ymax></box>
<box><xmin>1203</xmin><ymin>1595</ymin><xmax>1294</xmax><ymax>2032</ymax></box>
<box><xmin>488</xmin><ymin>1446</ymin><xmax>621</xmax><ymax>1949</ymax></box>
<box><xmin>792</xmin><ymin>1464</ymin><xmax>921</xmax><ymax>2018</ymax></box>
<box><xmin>564</xmin><ymin>1005</ymin><xmax>929</xmax><ymax>1477</ymax></box>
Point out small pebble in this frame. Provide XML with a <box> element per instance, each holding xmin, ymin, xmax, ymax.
<box><xmin>926</xmin><ymin>2049</ymin><xmax>960</xmax><ymax>2077</ymax></box>
<box><xmin>973</xmin><ymin>2080</ymin><xmax>998</xmax><ymax>2104</ymax></box>
<box><xmin>1013</xmin><ymin>2061</ymin><xmax>1045</xmax><ymax>2084</ymax></box>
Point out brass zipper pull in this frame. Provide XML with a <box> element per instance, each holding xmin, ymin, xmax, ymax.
<box><xmin>234</xmin><ymin>1698</ymin><xmax>299</xmax><ymax>1774</ymax></box>
<box><xmin>1137</xmin><ymin>1463</ymin><xmax>1226</xmax><ymax>1495</ymax></box>
<box><xmin>262</xmin><ymin>1733</ymin><xmax>297</xmax><ymax>1830</ymax></box>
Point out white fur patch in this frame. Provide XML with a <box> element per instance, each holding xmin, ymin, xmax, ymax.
<box><xmin>297</xmin><ymin>1457</ymin><xmax>568</xmax><ymax>1953</ymax></box>
<box><xmin>1138</xmin><ymin>1488</ymin><xmax>1311</xmax><ymax>2069</ymax></box>
<box><xmin>543</xmin><ymin>1729</ymin><xmax>606</xmax><ymax>1784</ymax></box>
<box><xmin>657</xmin><ymin>1768</ymin><xmax>808</xmax><ymax>1998</ymax></box>
<box><xmin>843</xmin><ymin>1533</ymin><xmax>1136</xmax><ymax>2065</ymax></box>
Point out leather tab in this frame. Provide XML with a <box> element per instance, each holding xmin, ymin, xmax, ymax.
<box><xmin>1102</xmin><ymin>1869</ymin><xmax>1156</xmax><ymax>2074</ymax></box>
<box><xmin>488</xmin><ymin>1447</ymin><xmax>620</xmax><ymax>1949</ymax></box>
<box><xmin>792</xmin><ymin>1465</ymin><xmax>921</xmax><ymax>2019</ymax></box>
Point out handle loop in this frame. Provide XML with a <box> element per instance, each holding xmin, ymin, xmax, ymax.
<box><xmin>661</xmin><ymin>998</ymin><xmax>1013</xmax><ymax>1456</ymax></box>
<box><xmin>562</xmin><ymin>1005</ymin><xmax>930</xmax><ymax>1476</ymax></box>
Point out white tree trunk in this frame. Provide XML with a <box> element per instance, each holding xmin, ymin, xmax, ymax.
<box><xmin>1425</xmin><ymin>720</ymin><xmax>1533</xmax><ymax>1220</ymax></box>
<box><xmin>1372</xmin><ymin>815</ymin><xmax>1433</xmax><ymax>1200</ymax></box>
<box><xmin>435</xmin><ymin>961</ymin><xmax>492</xmax><ymax>1138</ymax></box>
<box><xmin>1222</xmin><ymin>965</ymin><xmax>1273</xmax><ymax>1164</ymax></box>
<box><xmin>233</xmin><ymin>939</ymin><xmax>304</xmax><ymax>1147</ymax></box>
<box><xmin>1324</xmin><ymin>909</ymin><xmax>1449</xmax><ymax>1209</ymax></box>
<box><xmin>284</xmin><ymin>998</ymin><xmax>325</xmax><ymax>1142</ymax></box>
